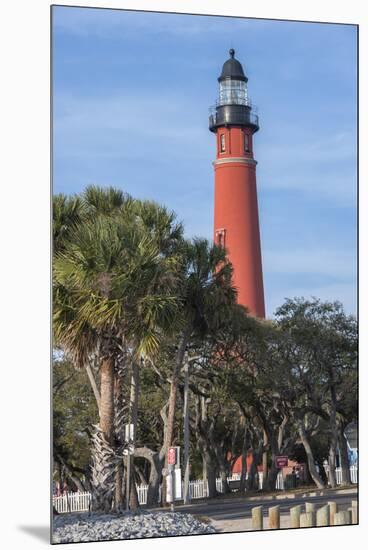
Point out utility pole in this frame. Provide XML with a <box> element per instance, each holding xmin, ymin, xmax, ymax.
<box><xmin>183</xmin><ymin>352</ymin><xmax>191</xmax><ymax>504</ymax></box>
<box><xmin>201</xmin><ymin>395</ymin><xmax>207</xmax><ymax>483</ymax></box>
<box><xmin>124</xmin><ymin>423</ymin><xmax>134</xmax><ymax>512</ymax></box>
<box><xmin>126</xmin><ymin>450</ymin><xmax>131</xmax><ymax>512</ymax></box>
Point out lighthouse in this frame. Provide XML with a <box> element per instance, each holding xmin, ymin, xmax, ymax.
<box><xmin>209</xmin><ymin>49</ymin><xmax>265</xmax><ymax>318</ymax></box>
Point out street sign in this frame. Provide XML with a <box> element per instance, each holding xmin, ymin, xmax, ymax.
<box><xmin>168</xmin><ymin>447</ymin><xmax>177</xmax><ymax>465</ymax></box>
<box><xmin>124</xmin><ymin>424</ymin><xmax>134</xmax><ymax>443</ymax></box>
<box><xmin>275</xmin><ymin>455</ymin><xmax>289</xmax><ymax>468</ymax></box>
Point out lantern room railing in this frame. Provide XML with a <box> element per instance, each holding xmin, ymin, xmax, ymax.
<box><xmin>209</xmin><ymin>105</ymin><xmax>259</xmax><ymax>131</ymax></box>
<box><xmin>215</xmin><ymin>96</ymin><xmax>254</xmax><ymax>108</ymax></box>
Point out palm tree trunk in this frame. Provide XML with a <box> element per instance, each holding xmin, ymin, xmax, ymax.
<box><xmin>90</xmin><ymin>356</ymin><xmax>116</xmax><ymax>512</ymax></box>
<box><xmin>86</xmin><ymin>363</ymin><xmax>101</xmax><ymax>411</ymax></box>
<box><xmin>99</xmin><ymin>357</ymin><xmax>115</xmax><ymax>443</ymax></box>
<box><xmin>113</xmin><ymin>370</ymin><xmax>124</xmax><ymax>511</ymax></box>
<box><xmin>128</xmin><ymin>360</ymin><xmax>140</xmax><ymax>511</ymax></box>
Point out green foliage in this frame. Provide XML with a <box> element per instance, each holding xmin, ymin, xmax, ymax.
<box><xmin>53</xmin><ymin>355</ymin><xmax>98</xmax><ymax>476</ymax></box>
<box><xmin>53</xmin><ymin>186</ymin><xmax>184</xmax><ymax>366</ymax></box>
<box><xmin>53</xmin><ymin>194</ymin><xmax>84</xmax><ymax>253</ymax></box>
<box><xmin>274</xmin><ymin>297</ymin><xmax>357</xmax><ymax>419</ymax></box>
<box><xmin>53</xmin><ymin>186</ymin><xmax>358</xmax><ymax>496</ymax></box>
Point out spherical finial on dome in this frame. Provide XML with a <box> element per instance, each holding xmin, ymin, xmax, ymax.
<box><xmin>229</xmin><ymin>48</ymin><xmax>235</xmax><ymax>58</ymax></box>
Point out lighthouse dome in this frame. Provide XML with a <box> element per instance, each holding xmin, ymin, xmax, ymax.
<box><xmin>218</xmin><ymin>49</ymin><xmax>248</xmax><ymax>82</ymax></box>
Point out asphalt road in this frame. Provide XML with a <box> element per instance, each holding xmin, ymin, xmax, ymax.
<box><xmin>168</xmin><ymin>491</ymin><xmax>357</xmax><ymax>523</ymax></box>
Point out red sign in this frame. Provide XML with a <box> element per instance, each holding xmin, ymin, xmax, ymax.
<box><xmin>168</xmin><ymin>447</ymin><xmax>176</xmax><ymax>465</ymax></box>
<box><xmin>275</xmin><ymin>455</ymin><xmax>289</xmax><ymax>468</ymax></box>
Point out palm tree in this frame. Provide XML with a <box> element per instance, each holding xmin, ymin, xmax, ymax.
<box><xmin>83</xmin><ymin>185</ymin><xmax>129</xmax><ymax>216</ymax></box>
<box><xmin>161</xmin><ymin>238</ymin><xmax>237</xmax><ymax>499</ymax></box>
<box><xmin>53</xmin><ymin>185</ymin><xmax>130</xmax><ymax>253</ymax></box>
<box><xmin>53</xmin><ymin>194</ymin><xmax>84</xmax><ymax>253</ymax></box>
<box><xmin>53</xmin><ymin>191</ymin><xmax>183</xmax><ymax>510</ymax></box>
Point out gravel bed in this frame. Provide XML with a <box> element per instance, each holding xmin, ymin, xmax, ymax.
<box><xmin>52</xmin><ymin>511</ymin><xmax>216</xmax><ymax>543</ymax></box>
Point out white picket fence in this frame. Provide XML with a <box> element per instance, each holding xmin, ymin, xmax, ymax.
<box><xmin>257</xmin><ymin>471</ymin><xmax>283</xmax><ymax>490</ymax></box>
<box><xmin>53</xmin><ymin>474</ymin><xmax>240</xmax><ymax>513</ymax></box>
<box><xmin>53</xmin><ymin>466</ymin><xmax>358</xmax><ymax>513</ymax></box>
<box><xmin>334</xmin><ymin>465</ymin><xmax>358</xmax><ymax>484</ymax></box>
<box><xmin>53</xmin><ymin>491</ymin><xmax>92</xmax><ymax>513</ymax></box>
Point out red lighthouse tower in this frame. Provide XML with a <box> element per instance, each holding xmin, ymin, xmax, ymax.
<box><xmin>209</xmin><ymin>49</ymin><xmax>265</xmax><ymax>318</ymax></box>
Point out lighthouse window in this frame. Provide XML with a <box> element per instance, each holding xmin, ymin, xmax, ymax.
<box><xmin>244</xmin><ymin>133</ymin><xmax>250</xmax><ymax>152</ymax></box>
<box><xmin>220</xmin><ymin>134</ymin><xmax>226</xmax><ymax>153</ymax></box>
<box><xmin>216</xmin><ymin>229</ymin><xmax>226</xmax><ymax>247</ymax></box>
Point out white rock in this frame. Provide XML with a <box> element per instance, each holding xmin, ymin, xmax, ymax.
<box><xmin>52</xmin><ymin>511</ymin><xmax>216</xmax><ymax>543</ymax></box>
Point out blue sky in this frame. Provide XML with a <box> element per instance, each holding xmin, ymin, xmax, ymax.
<box><xmin>52</xmin><ymin>6</ymin><xmax>357</xmax><ymax>317</ymax></box>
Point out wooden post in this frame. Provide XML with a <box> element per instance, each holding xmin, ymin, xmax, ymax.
<box><xmin>252</xmin><ymin>506</ymin><xmax>263</xmax><ymax>530</ymax></box>
<box><xmin>316</xmin><ymin>505</ymin><xmax>330</xmax><ymax>526</ymax></box>
<box><xmin>328</xmin><ymin>501</ymin><xmax>338</xmax><ymax>525</ymax></box>
<box><xmin>305</xmin><ymin>502</ymin><xmax>316</xmax><ymax>513</ymax></box>
<box><xmin>126</xmin><ymin>451</ymin><xmax>131</xmax><ymax>512</ymax></box>
<box><xmin>290</xmin><ymin>505</ymin><xmax>302</xmax><ymax>528</ymax></box>
<box><xmin>351</xmin><ymin>500</ymin><xmax>358</xmax><ymax>524</ymax></box>
<box><xmin>334</xmin><ymin>511</ymin><xmax>351</xmax><ymax>526</ymax></box>
<box><xmin>351</xmin><ymin>507</ymin><xmax>358</xmax><ymax>524</ymax></box>
<box><xmin>268</xmin><ymin>505</ymin><xmax>280</xmax><ymax>529</ymax></box>
<box><xmin>300</xmin><ymin>512</ymin><xmax>315</xmax><ymax>527</ymax></box>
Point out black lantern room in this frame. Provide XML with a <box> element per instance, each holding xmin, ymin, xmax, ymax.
<box><xmin>209</xmin><ymin>49</ymin><xmax>259</xmax><ymax>133</ymax></box>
